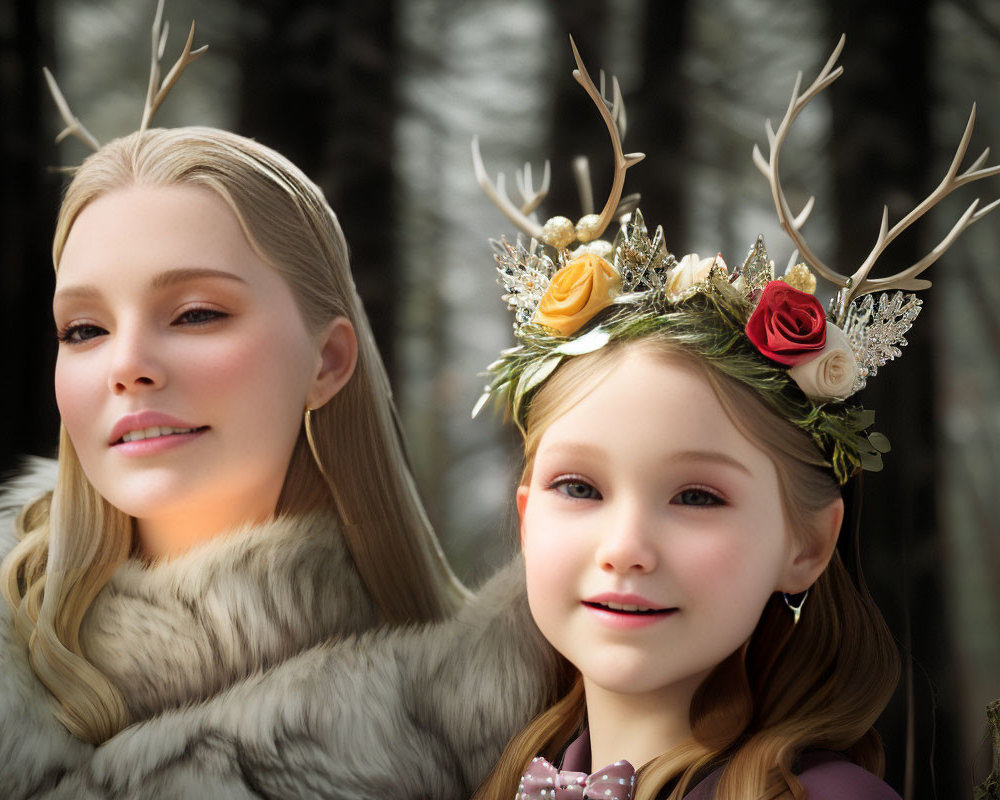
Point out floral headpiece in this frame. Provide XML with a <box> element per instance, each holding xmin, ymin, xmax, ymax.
<box><xmin>43</xmin><ymin>0</ymin><xmax>206</xmax><ymax>156</ymax></box>
<box><xmin>472</xmin><ymin>37</ymin><xmax>999</xmax><ymax>485</ymax></box>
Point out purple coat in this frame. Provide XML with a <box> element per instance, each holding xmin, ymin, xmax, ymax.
<box><xmin>560</xmin><ymin>731</ymin><xmax>902</xmax><ymax>799</ymax></box>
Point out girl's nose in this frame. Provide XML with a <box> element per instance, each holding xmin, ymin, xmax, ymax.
<box><xmin>594</xmin><ymin>505</ymin><xmax>658</xmax><ymax>574</ymax></box>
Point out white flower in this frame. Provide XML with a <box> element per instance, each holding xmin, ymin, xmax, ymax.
<box><xmin>788</xmin><ymin>323</ymin><xmax>859</xmax><ymax>401</ymax></box>
<box><xmin>668</xmin><ymin>253</ymin><xmax>727</xmax><ymax>296</ymax></box>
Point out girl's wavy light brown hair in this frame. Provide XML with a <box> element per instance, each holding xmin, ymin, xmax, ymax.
<box><xmin>0</xmin><ymin>126</ymin><xmax>467</xmax><ymax>745</ymax></box>
<box><xmin>474</xmin><ymin>335</ymin><xmax>899</xmax><ymax>800</ymax></box>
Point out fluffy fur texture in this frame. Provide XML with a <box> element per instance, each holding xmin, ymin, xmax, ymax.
<box><xmin>0</xmin><ymin>459</ymin><xmax>92</xmax><ymax>798</ymax></box>
<box><xmin>1</xmin><ymin>460</ymin><xmax>556</xmax><ymax>799</ymax></box>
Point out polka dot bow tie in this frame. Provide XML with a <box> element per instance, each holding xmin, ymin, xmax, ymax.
<box><xmin>516</xmin><ymin>756</ymin><xmax>636</xmax><ymax>800</ymax></box>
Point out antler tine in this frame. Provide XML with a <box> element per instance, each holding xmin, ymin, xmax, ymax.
<box><xmin>845</xmin><ymin>103</ymin><xmax>1000</xmax><ymax>306</ymax></box>
<box><xmin>515</xmin><ymin>159</ymin><xmax>551</xmax><ymax>216</ymax></box>
<box><xmin>963</xmin><ymin>145</ymin><xmax>991</xmax><ymax>175</ymax></box>
<box><xmin>597</xmin><ymin>70</ymin><xmax>628</xmax><ymax>139</ymax></box>
<box><xmin>611</xmin><ymin>75</ymin><xmax>627</xmax><ymax>139</ymax></box>
<box><xmin>572</xmin><ymin>156</ymin><xmax>595</xmax><ymax>216</ymax></box>
<box><xmin>754</xmin><ymin>35</ymin><xmax>847</xmax><ymax>289</ymax></box>
<box><xmin>139</xmin><ymin>0</ymin><xmax>208</xmax><ymax>133</ymax></box>
<box><xmin>568</xmin><ymin>36</ymin><xmax>644</xmax><ymax>240</ymax></box>
<box><xmin>471</xmin><ymin>136</ymin><xmax>545</xmax><ymax>239</ymax></box>
<box><xmin>43</xmin><ymin>67</ymin><xmax>100</xmax><ymax>152</ymax></box>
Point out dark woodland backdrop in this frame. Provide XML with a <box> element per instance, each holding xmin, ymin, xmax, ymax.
<box><xmin>1</xmin><ymin>0</ymin><xmax>998</xmax><ymax>797</ymax></box>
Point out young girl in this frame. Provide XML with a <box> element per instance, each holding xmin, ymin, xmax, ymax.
<box><xmin>470</xmin><ymin>38</ymin><xmax>997</xmax><ymax>800</ymax></box>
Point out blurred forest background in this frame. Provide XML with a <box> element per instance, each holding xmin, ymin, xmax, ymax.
<box><xmin>1</xmin><ymin>0</ymin><xmax>998</xmax><ymax>797</ymax></box>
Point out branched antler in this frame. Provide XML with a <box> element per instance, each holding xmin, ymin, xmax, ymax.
<box><xmin>755</xmin><ymin>34</ymin><xmax>1000</xmax><ymax>316</ymax></box>
<box><xmin>514</xmin><ymin>160</ymin><xmax>551</xmax><ymax>215</ymax></box>
<box><xmin>848</xmin><ymin>104</ymin><xmax>1000</xmax><ymax>304</ymax></box>
<box><xmin>569</xmin><ymin>36</ymin><xmax>645</xmax><ymax>241</ymax></box>
<box><xmin>43</xmin><ymin>67</ymin><xmax>100</xmax><ymax>152</ymax></box>
<box><xmin>139</xmin><ymin>0</ymin><xmax>208</xmax><ymax>133</ymax></box>
<box><xmin>752</xmin><ymin>35</ymin><xmax>845</xmax><ymax>287</ymax></box>
<box><xmin>471</xmin><ymin>136</ymin><xmax>546</xmax><ymax>240</ymax></box>
<box><xmin>473</xmin><ymin>38</ymin><xmax>644</xmax><ymax>249</ymax></box>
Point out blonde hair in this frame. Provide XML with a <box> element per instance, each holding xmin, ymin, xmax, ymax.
<box><xmin>475</xmin><ymin>336</ymin><xmax>899</xmax><ymax>800</ymax></box>
<box><xmin>0</xmin><ymin>127</ymin><xmax>467</xmax><ymax>744</ymax></box>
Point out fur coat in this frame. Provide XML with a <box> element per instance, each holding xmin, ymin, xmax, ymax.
<box><xmin>0</xmin><ymin>460</ymin><xmax>556</xmax><ymax>799</ymax></box>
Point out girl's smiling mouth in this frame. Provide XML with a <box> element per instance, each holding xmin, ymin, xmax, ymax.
<box><xmin>582</xmin><ymin>593</ymin><xmax>678</xmax><ymax>628</ymax></box>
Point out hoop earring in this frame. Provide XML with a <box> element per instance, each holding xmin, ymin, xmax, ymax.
<box><xmin>304</xmin><ymin>407</ymin><xmax>327</xmax><ymax>479</ymax></box>
<box><xmin>782</xmin><ymin>590</ymin><xmax>809</xmax><ymax>626</ymax></box>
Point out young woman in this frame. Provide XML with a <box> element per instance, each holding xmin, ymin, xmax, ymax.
<box><xmin>465</xmin><ymin>38</ymin><xmax>998</xmax><ymax>800</ymax></box>
<box><xmin>0</xmin><ymin>10</ymin><xmax>550</xmax><ymax>797</ymax></box>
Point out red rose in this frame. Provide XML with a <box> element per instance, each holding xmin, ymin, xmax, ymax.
<box><xmin>745</xmin><ymin>281</ymin><xmax>827</xmax><ymax>365</ymax></box>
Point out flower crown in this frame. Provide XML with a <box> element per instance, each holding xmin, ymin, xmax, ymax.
<box><xmin>472</xmin><ymin>37</ymin><xmax>999</xmax><ymax>485</ymax></box>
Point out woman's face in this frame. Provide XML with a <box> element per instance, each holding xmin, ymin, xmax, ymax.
<box><xmin>517</xmin><ymin>349</ymin><xmax>819</xmax><ymax>710</ymax></box>
<box><xmin>54</xmin><ymin>184</ymin><xmax>327</xmax><ymax>556</ymax></box>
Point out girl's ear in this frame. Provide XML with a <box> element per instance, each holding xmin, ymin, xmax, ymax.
<box><xmin>307</xmin><ymin>317</ymin><xmax>358</xmax><ymax>410</ymax></box>
<box><xmin>780</xmin><ymin>496</ymin><xmax>844</xmax><ymax>594</ymax></box>
<box><xmin>516</xmin><ymin>485</ymin><xmax>530</xmax><ymax>547</ymax></box>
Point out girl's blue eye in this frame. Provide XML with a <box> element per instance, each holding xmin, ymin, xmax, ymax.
<box><xmin>551</xmin><ymin>479</ymin><xmax>602</xmax><ymax>501</ymax></box>
<box><xmin>175</xmin><ymin>308</ymin><xmax>227</xmax><ymax>325</ymax></box>
<box><xmin>57</xmin><ymin>324</ymin><xmax>106</xmax><ymax>344</ymax></box>
<box><xmin>673</xmin><ymin>488</ymin><xmax>724</xmax><ymax>507</ymax></box>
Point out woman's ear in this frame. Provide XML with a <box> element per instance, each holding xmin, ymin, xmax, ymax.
<box><xmin>307</xmin><ymin>317</ymin><xmax>358</xmax><ymax>410</ymax></box>
<box><xmin>780</xmin><ymin>496</ymin><xmax>844</xmax><ymax>594</ymax></box>
<box><xmin>516</xmin><ymin>485</ymin><xmax>530</xmax><ymax>548</ymax></box>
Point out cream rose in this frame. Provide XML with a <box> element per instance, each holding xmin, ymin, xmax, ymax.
<box><xmin>668</xmin><ymin>253</ymin><xmax>726</xmax><ymax>296</ymax></box>
<box><xmin>787</xmin><ymin>323</ymin><xmax>859</xmax><ymax>401</ymax></box>
<box><xmin>532</xmin><ymin>253</ymin><xmax>621</xmax><ymax>336</ymax></box>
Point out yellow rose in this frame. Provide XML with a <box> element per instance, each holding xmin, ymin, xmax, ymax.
<box><xmin>532</xmin><ymin>254</ymin><xmax>622</xmax><ymax>336</ymax></box>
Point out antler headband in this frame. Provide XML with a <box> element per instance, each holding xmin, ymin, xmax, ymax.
<box><xmin>43</xmin><ymin>0</ymin><xmax>207</xmax><ymax>154</ymax></box>
<box><xmin>473</xmin><ymin>37</ymin><xmax>999</xmax><ymax>484</ymax></box>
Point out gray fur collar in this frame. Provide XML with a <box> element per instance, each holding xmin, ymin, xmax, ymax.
<box><xmin>2</xmin><ymin>458</ymin><xmax>378</xmax><ymax>722</ymax></box>
<box><xmin>82</xmin><ymin>508</ymin><xmax>377</xmax><ymax>720</ymax></box>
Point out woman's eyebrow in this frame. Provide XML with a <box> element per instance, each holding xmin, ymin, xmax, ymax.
<box><xmin>54</xmin><ymin>267</ymin><xmax>248</xmax><ymax>302</ymax></box>
<box><xmin>150</xmin><ymin>267</ymin><xmax>249</xmax><ymax>289</ymax></box>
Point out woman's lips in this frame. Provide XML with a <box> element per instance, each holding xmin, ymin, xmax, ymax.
<box><xmin>111</xmin><ymin>427</ymin><xmax>209</xmax><ymax>456</ymax></box>
<box><xmin>109</xmin><ymin>411</ymin><xmax>205</xmax><ymax>445</ymax></box>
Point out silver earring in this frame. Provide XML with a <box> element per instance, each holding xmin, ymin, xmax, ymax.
<box><xmin>304</xmin><ymin>407</ymin><xmax>327</xmax><ymax>479</ymax></box>
<box><xmin>782</xmin><ymin>590</ymin><xmax>809</xmax><ymax>626</ymax></box>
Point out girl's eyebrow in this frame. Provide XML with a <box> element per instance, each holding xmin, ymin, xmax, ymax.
<box><xmin>539</xmin><ymin>441</ymin><xmax>605</xmax><ymax>461</ymax></box>
<box><xmin>669</xmin><ymin>450</ymin><xmax>752</xmax><ymax>477</ymax></box>
<box><xmin>54</xmin><ymin>267</ymin><xmax>248</xmax><ymax>302</ymax></box>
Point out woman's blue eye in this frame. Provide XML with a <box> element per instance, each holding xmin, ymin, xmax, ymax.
<box><xmin>552</xmin><ymin>479</ymin><xmax>601</xmax><ymax>500</ymax></box>
<box><xmin>175</xmin><ymin>308</ymin><xmax>227</xmax><ymax>325</ymax></box>
<box><xmin>674</xmin><ymin>488</ymin><xmax>724</xmax><ymax>506</ymax></box>
<box><xmin>56</xmin><ymin>324</ymin><xmax>106</xmax><ymax>344</ymax></box>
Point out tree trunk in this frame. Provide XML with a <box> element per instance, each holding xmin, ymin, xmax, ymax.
<box><xmin>824</xmin><ymin>1</ymin><xmax>959</xmax><ymax>796</ymax></box>
<box><xmin>236</xmin><ymin>0</ymin><xmax>398</xmax><ymax>377</ymax></box>
<box><xmin>630</xmin><ymin>0</ymin><xmax>690</xmax><ymax>246</ymax></box>
<box><xmin>0</xmin><ymin>0</ymin><xmax>60</xmax><ymax>476</ymax></box>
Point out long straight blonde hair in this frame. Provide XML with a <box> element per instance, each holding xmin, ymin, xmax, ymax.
<box><xmin>1</xmin><ymin>127</ymin><xmax>467</xmax><ymax>744</ymax></box>
<box><xmin>474</xmin><ymin>337</ymin><xmax>900</xmax><ymax>800</ymax></box>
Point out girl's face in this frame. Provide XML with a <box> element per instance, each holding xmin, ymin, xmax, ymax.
<box><xmin>53</xmin><ymin>184</ymin><xmax>338</xmax><ymax>555</ymax></box>
<box><xmin>517</xmin><ymin>349</ymin><xmax>820</xmax><ymax>706</ymax></box>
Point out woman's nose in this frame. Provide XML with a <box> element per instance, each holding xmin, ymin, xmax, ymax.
<box><xmin>594</xmin><ymin>504</ymin><xmax>658</xmax><ymax>574</ymax></box>
<box><xmin>108</xmin><ymin>324</ymin><xmax>166</xmax><ymax>394</ymax></box>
